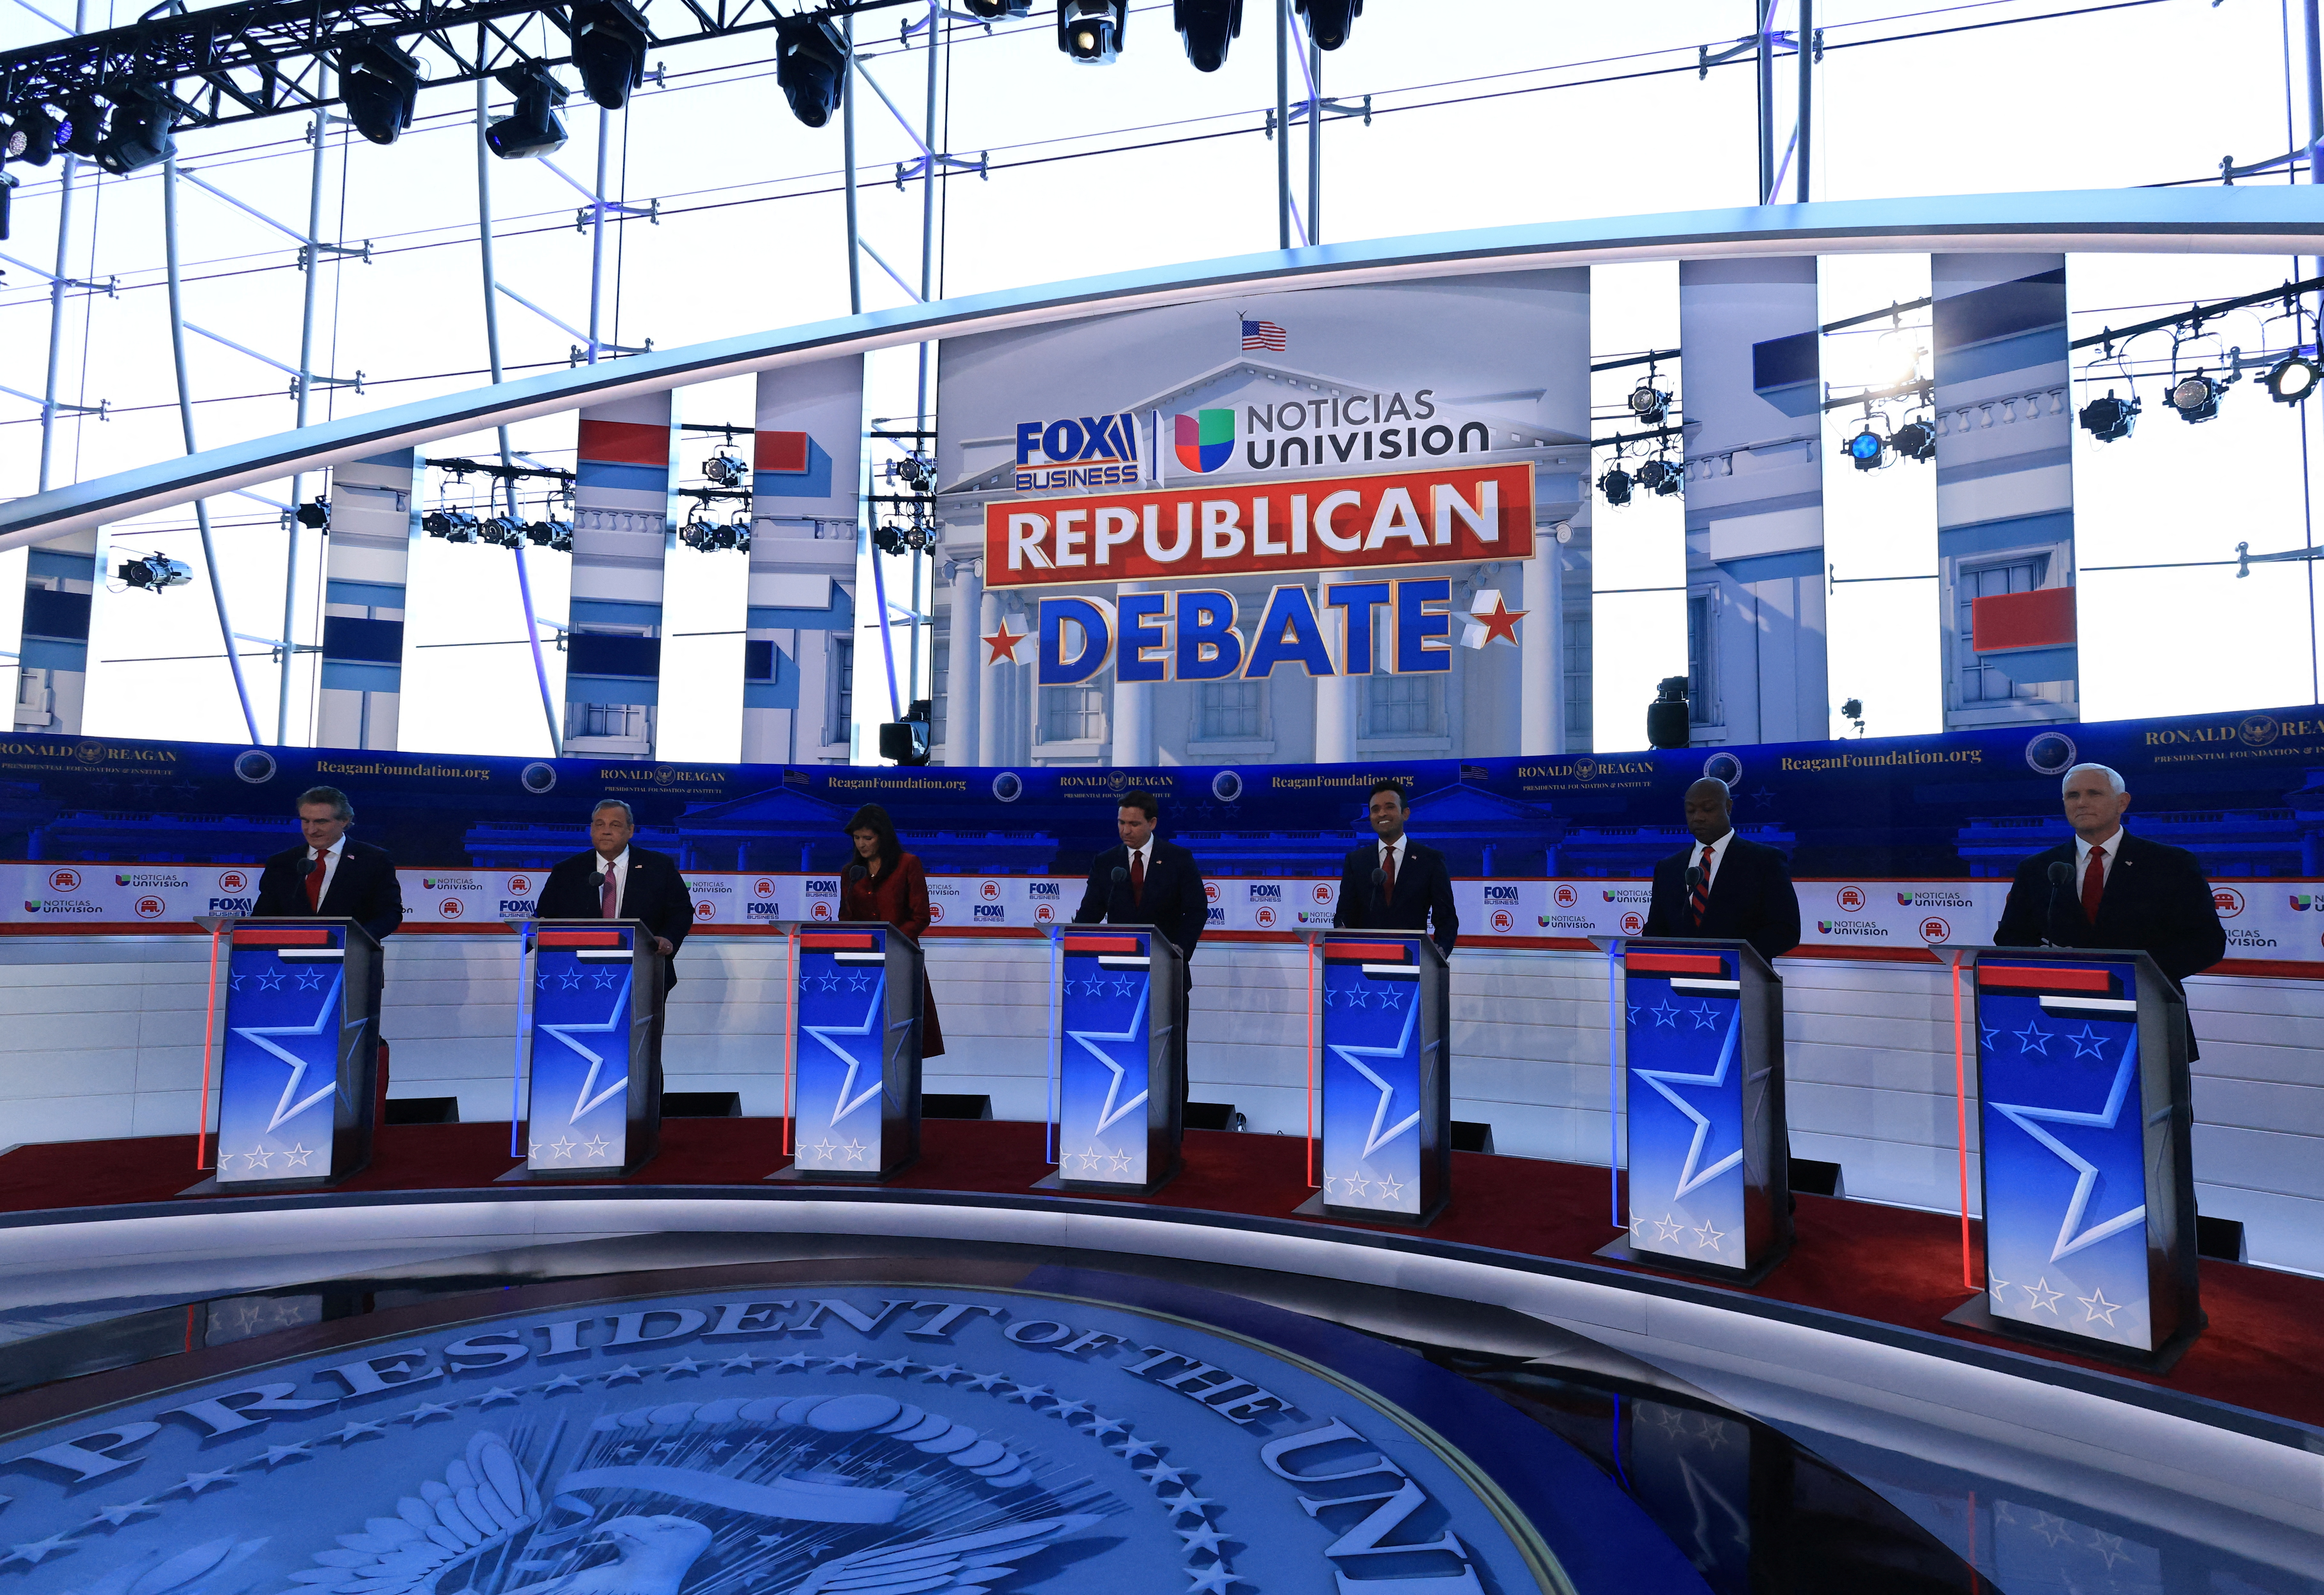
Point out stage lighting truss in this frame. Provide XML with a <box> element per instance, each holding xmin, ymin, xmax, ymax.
<box><xmin>774</xmin><ymin>13</ymin><xmax>848</xmax><ymax>128</ymax></box>
<box><xmin>2266</xmin><ymin>353</ymin><xmax>2320</xmax><ymax>404</ymax></box>
<box><xmin>94</xmin><ymin>81</ymin><xmax>174</xmax><ymax>174</ymax></box>
<box><xmin>2165</xmin><ymin>370</ymin><xmax>2226</xmax><ymax>424</ymax></box>
<box><xmin>1597</xmin><ymin>457</ymin><xmax>1635</xmax><ymax>508</ymax></box>
<box><xmin>484</xmin><ymin>62</ymin><xmax>567</xmax><ymax>159</ymax></box>
<box><xmin>115</xmin><ymin>551</ymin><xmax>192</xmax><ymax>592</ymax></box>
<box><xmin>1174</xmin><ymin>0</ymin><xmax>1243</xmax><ymax>72</ymax></box>
<box><xmin>1059</xmin><ymin>0</ymin><xmax>1127</xmax><ymax>62</ymax></box>
<box><xmin>1635</xmin><ymin>454</ymin><xmax>1683</xmax><ymax>497</ymax></box>
<box><xmin>1295</xmin><ymin>0</ymin><xmax>1362</xmax><ymax>50</ymax></box>
<box><xmin>872</xmin><ymin>516</ymin><xmax>933</xmax><ymax>556</ymax></box>
<box><xmin>702</xmin><ymin>449</ymin><xmax>748</xmax><ymax>488</ymax></box>
<box><xmin>2077</xmin><ymin>389</ymin><xmax>2140</xmax><ymax>443</ymax></box>
<box><xmin>1888</xmin><ymin>416</ymin><xmax>1936</xmax><ymax>464</ymax></box>
<box><xmin>1844</xmin><ymin>423</ymin><xmax>1888</xmax><ymax>471</ymax></box>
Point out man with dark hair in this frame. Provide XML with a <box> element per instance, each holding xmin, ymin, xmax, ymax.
<box><xmin>536</xmin><ymin>799</ymin><xmax>697</xmax><ymax>1117</ymax></box>
<box><xmin>254</xmin><ymin>784</ymin><xmax>405</xmax><ymax>1119</ymax></box>
<box><xmin>1074</xmin><ymin>787</ymin><xmax>1208</xmax><ymax>1106</ymax></box>
<box><xmin>1333</xmin><ymin>780</ymin><xmax>1458</xmax><ymax>957</ymax></box>
<box><xmin>1642</xmin><ymin>777</ymin><xmax>1800</xmax><ymax>966</ymax></box>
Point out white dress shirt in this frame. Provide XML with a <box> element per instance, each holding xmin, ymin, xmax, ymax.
<box><xmin>1691</xmin><ymin>830</ymin><xmax>1735</xmax><ymax>896</ymax></box>
<box><xmin>596</xmin><ymin>848</ymin><xmax>631</xmax><ymax>917</ymax></box>
<box><xmin>2074</xmin><ymin>828</ymin><xmax>2124</xmax><ymax>894</ymax></box>
<box><xmin>305</xmin><ymin>836</ymin><xmax>346</xmax><ymax>905</ymax></box>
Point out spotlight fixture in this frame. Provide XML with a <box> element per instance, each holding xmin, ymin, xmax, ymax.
<box><xmin>889</xmin><ymin>453</ymin><xmax>935</xmax><ymax>492</ymax></box>
<box><xmin>572</xmin><ymin>0</ymin><xmax>651</xmax><ymax>111</ymax></box>
<box><xmin>2265</xmin><ymin>354</ymin><xmax>2320</xmax><ymax>405</ymax></box>
<box><xmin>679</xmin><ymin>517</ymin><xmax>749</xmax><ymax>553</ymax></box>
<box><xmin>524</xmin><ymin>518</ymin><xmax>574</xmax><ymax>551</ymax></box>
<box><xmin>2165</xmin><ymin>371</ymin><xmax>2224</xmax><ymax>424</ymax></box>
<box><xmin>477</xmin><ymin>515</ymin><xmax>526</xmax><ymax>548</ymax></box>
<box><xmin>1645</xmin><ymin>675</ymin><xmax>1689</xmax><ymax>750</ymax></box>
<box><xmin>1294</xmin><ymin>0</ymin><xmax>1361</xmax><ymax>49</ymax></box>
<box><xmin>4</xmin><ymin>103</ymin><xmax>59</xmax><ymax>166</ymax></box>
<box><xmin>774</xmin><ymin>14</ymin><xmax>848</xmax><ymax>128</ymax></box>
<box><xmin>1174</xmin><ymin>0</ymin><xmax>1243</xmax><ymax>71</ymax></box>
<box><xmin>295</xmin><ymin>497</ymin><xmax>331</xmax><ymax>530</ymax></box>
<box><xmin>1889</xmin><ymin>418</ymin><xmax>1936</xmax><ymax>463</ymax></box>
<box><xmin>1636</xmin><ymin>456</ymin><xmax>1682</xmax><ymax>497</ymax></box>
<box><xmin>59</xmin><ymin>95</ymin><xmax>104</xmax><ymax>158</ymax></box>
<box><xmin>338</xmin><ymin>40</ymin><xmax>422</xmax><ymax>146</ymax></box>
<box><xmin>423</xmin><ymin>509</ymin><xmax>479</xmax><ymax>542</ymax></box>
<box><xmin>703</xmin><ymin>450</ymin><xmax>748</xmax><ymax>487</ymax></box>
<box><xmin>1598</xmin><ymin>462</ymin><xmax>1634</xmax><ymax>507</ymax></box>
<box><xmin>963</xmin><ymin>0</ymin><xmax>1033</xmax><ymax>14</ymax></box>
<box><xmin>93</xmin><ymin>82</ymin><xmax>175</xmax><ymax>175</ymax></box>
<box><xmin>871</xmin><ymin>520</ymin><xmax>909</xmax><ymax>556</ymax></box>
<box><xmin>2077</xmin><ymin>390</ymin><xmax>2140</xmax><ymax>443</ymax></box>
<box><xmin>1845</xmin><ymin>425</ymin><xmax>1887</xmax><ymax>471</ymax></box>
<box><xmin>0</xmin><ymin>171</ymin><xmax>14</xmax><ymax>242</ymax></box>
<box><xmin>117</xmin><ymin>552</ymin><xmax>191</xmax><ymax>591</ymax></box>
<box><xmin>1626</xmin><ymin>379</ymin><xmax>1669</xmax><ymax>426</ymax></box>
<box><xmin>484</xmin><ymin>64</ymin><xmax>569</xmax><ymax>160</ymax></box>
<box><xmin>1059</xmin><ymin>0</ymin><xmax>1127</xmax><ymax>62</ymax></box>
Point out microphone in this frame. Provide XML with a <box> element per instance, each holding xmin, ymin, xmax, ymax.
<box><xmin>2047</xmin><ymin>861</ymin><xmax>2071</xmax><ymax>887</ymax></box>
<box><xmin>1685</xmin><ymin>865</ymin><xmax>1703</xmax><ymax>894</ymax></box>
<box><xmin>2043</xmin><ymin>859</ymin><xmax>2072</xmax><ymax>946</ymax></box>
<box><xmin>844</xmin><ymin>863</ymin><xmax>866</xmax><ymax>885</ymax></box>
<box><xmin>1111</xmin><ymin>866</ymin><xmax>1128</xmax><ymax>885</ymax></box>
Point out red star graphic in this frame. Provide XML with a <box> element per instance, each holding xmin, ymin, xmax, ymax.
<box><xmin>1472</xmin><ymin>592</ymin><xmax>1526</xmax><ymax>647</ymax></box>
<box><xmin>983</xmin><ymin>619</ymin><xmax>1029</xmax><ymax>665</ymax></box>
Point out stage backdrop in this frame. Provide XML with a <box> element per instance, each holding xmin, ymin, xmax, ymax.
<box><xmin>0</xmin><ymin>705</ymin><xmax>2315</xmax><ymax>971</ymax></box>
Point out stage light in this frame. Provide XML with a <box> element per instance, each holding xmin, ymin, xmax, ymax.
<box><xmin>774</xmin><ymin>14</ymin><xmax>848</xmax><ymax>127</ymax></box>
<box><xmin>1059</xmin><ymin>0</ymin><xmax>1126</xmax><ymax>62</ymax></box>
<box><xmin>1598</xmin><ymin>463</ymin><xmax>1634</xmax><ymax>507</ymax></box>
<box><xmin>94</xmin><ymin>82</ymin><xmax>174</xmax><ymax>175</ymax></box>
<box><xmin>338</xmin><ymin>40</ymin><xmax>421</xmax><ymax>146</ymax></box>
<box><xmin>0</xmin><ymin>172</ymin><xmax>14</xmax><ymax>242</ymax></box>
<box><xmin>117</xmin><ymin>552</ymin><xmax>191</xmax><ymax>591</ymax></box>
<box><xmin>889</xmin><ymin>452</ymin><xmax>935</xmax><ymax>492</ymax></box>
<box><xmin>1889</xmin><ymin>418</ymin><xmax>1936</xmax><ymax>463</ymax></box>
<box><xmin>2078</xmin><ymin>390</ymin><xmax>2139</xmax><ymax>443</ymax></box>
<box><xmin>1646</xmin><ymin>676</ymin><xmax>1689</xmax><ymax>749</ymax></box>
<box><xmin>423</xmin><ymin>509</ymin><xmax>479</xmax><ymax>542</ymax></box>
<box><xmin>524</xmin><ymin>518</ymin><xmax>574</xmax><ymax>551</ymax></box>
<box><xmin>1627</xmin><ymin>380</ymin><xmax>1669</xmax><ymax>426</ymax></box>
<box><xmin>872</xmin><ymin>521</ymin><xmax>907</xmax><ymax>556</ymax></box>
<box><xmin>295</xmin><ymin>497</ymin><xmax>330</xmax><ymax>530</ymax></box>
<box><xmin>5</xmin><ymin>103</ymin><xmax>59</xmax><ymax>165</ymax></box>
<box><xmin>572</xmin><ymin>0</ymin><xmax>650</xmax><ymax>111</ymax></box>
<box><xmin>484</xmin><ymin>65</ymin><xmax>569</xmax><ymax>159</ymax></box>
<box><xmin>962</xmin><ymin>0</ymin><xmax>1032</xmax><ymax>14</ymax></box>
<box><xmin>2265</xmin><ymin>354</ymin><xmax>2319</xmax><ymax>405</ymax></box>
<box><xmin>679</xmin><ymin>516</ymin><xmax>748</xmax><ymax>552</ymax></box>
<box><xmin>1636</xmin><ymin>456</ymin><xmax>1682</xmax><ymax>497</ymax></box>
<box><xmin>1174</xmin><ymin>0</ymin><xmax>1242</xmax><ymax>71</ymax></box>
<box><xmin>59</xmin><ymin>96</ymin><xmax>104</xmax><ymax>158</ymax></box>
<box><xmin>2165</xmin><ymin>371</ymin><xmax>2223</xmax><ymax>424</ymax></box>
<box><xmin>703</xmin><ymin>450</ymin><xmax>747</xmax><ymax>487</ymax></box>
<box><xmin>1294</xmin><ymin>0</ymin><xmax>1361</xmax><ymax>49</ymax></box>
<box><xmin>1845</xmin><ymin>425</ymin><xmax>1886</xmax><ymax>471</ymax></box>
<box><xmin>477</xmin><ymin>515</ymin><xmax>526</xmax><ymax>548</ymax></box>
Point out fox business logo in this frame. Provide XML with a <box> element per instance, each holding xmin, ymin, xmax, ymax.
<box><xmin>1207</xmin><ymin>906</ymin><xmax>1226</xmax><ymax>924</ymax></box>
<box><xmin>1014</xmin><ymin>412</ymin><xmax>1142</xmax><ymax>492</ymax></box>
<box><xmin>972</xmin><ymin>903</ymin><xmax>1006</xmax><ymax>923</ymax></box>
<box><xmin>1483</xmin><ymin>885</ymin><xmax>1519</xmax><ymax>904</ymax></box>
<box><xmin>210</xmin><ymin>894</ymin><xmax>256</xmax><ymax>914</ymax></box>
<box><xmin>1247</xmin><ymin>882</ymin><xmax>1282</xmax><ymax>902</ymax></box>
<box><xmin>1027</xmin><ymin>880</ymin><xmax>1063</xmax><ymax>899</ymax></box>
<box><xmin>500</xmin><ymin>897</ymin><xmax>539</xmax><ymax>917</ymax></box>
<box><xmin>806</xmin><ymin>879</ymin><xmax>839</xmax><ymax>898</ymax></box>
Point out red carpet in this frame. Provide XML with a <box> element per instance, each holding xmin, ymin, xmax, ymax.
<box><xmin>1</xmin><ymin>1119</ymin><xmax>2314</xmax><ymax>1429</ymax></box>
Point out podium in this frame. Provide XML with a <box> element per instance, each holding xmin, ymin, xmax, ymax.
<box><xmin>513</xmin><ymin>919</ymin><xmax>662</xmax><ymax>1178</ymax></box>
<box><xmin>1042</xmin><ymin>924</ymin><xmax>1183</xmax><ymax>1195</ymax></box>
<box><xmin>1949</xmin><ymin>947</ymin><xmax>2201</xmax><ymax>1367</ymax></box>
<box><xmin>1601</xmin><ymin>938</ymin><xmax>1791</xmax><ymax>1282</ymax></box>
<box><xmin>1297</xmin><ymin>930</ymin><xmax>1451</xmax><ymax>1226</ymax></box>
<box><xmin>204</xmin><ymin>917</ymin><xmax>381</xmax><ymax>1188</ymax></box>
<box><xmin>771</xmin><ymin>923</ymin><xmax>924</xmax><ymax>1181</ymax></box>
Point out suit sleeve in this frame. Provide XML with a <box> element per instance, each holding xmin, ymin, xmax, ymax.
<box><xmin>2153</xmin><ymin>851</ymin><xmax>2228</xmax><ymax>984</ymax></box>
<box><xmin>1641</xmin><ymin>860</ymin><xmax>1676</xmax><ymax>939</ymax></box>
<box><xmin>1992</xmin><ymin>859</ymin><xmax>2047</xmax><ymax>947</ymax></box>
<box><xmin>1073</xmin><ymin>861</ymin><xmax>1110</xmax><ymax>925</ymax></box>
<box><xmin>1173</xmin><ymin>850</ymin><xmax>1205</xmax><ymax>960</ymax></box>
<box><xmin>253</xmin><ymin>856</ymin><xmax>298</xmax><ymax>917</ymax></box>
<box><xmin>1429</xmin><ymin>852</ymin><xmax>1458</xmax><ymax>955</ymax></box>
<box><xmin>900</xmin><ymin>858</ymin><xmax>933</xmax><ymax>941</ymax></box>
<box><xmin>659</xmin><ymin>860</ymin><xmax>694</xmax><ymax>953</ymax></box>
<box><xmin>353</xmin><ymin>852</ymin><xmax>403</xmax><ymax>943</ymax></box>
<box><xmin>1755</xmin><ymin>851</ymin><xmax>1801</xmax><ymax>963</ymax></box>
<box><xmin>1331</xmin><ymin>854</ymin><xmax>1357</xmax><ymax>929</ymax></box>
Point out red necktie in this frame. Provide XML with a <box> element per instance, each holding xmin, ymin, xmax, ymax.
<box><xmin>1130</xmin><ymin>849</ymin><xmax>1145</xmax><ymax>908</ymax></box>
<box><xmin>1690</xmin><ymin>845</ymin><xmax>1714</xmax><ymax>926</ymax></box>
<box><xmin>2081</xmin><ymin>844</ymin><xmax>2106</xmax><ymax>924</ymax></box>
<box><xmin>1381</xmin><ymin>844</ymin><xmax>1397</xmax><ymax>900</ymax></box>
<box><xmin>600</xmin><ymin>865</ymin><xmax>618</xmax><ymax>919</ymax></box>
<box><xmin>305</xmin><ymin>850</ymin><xmax>327</xmax><ymax>911</ymax></box>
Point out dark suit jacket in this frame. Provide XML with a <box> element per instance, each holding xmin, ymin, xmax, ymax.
<box><xmin>254</xmin><ymin>838</ymin><xmax>404</xmax><ymax>949</ymax></box>
<box><xmin>1074</xmin><ymin>839</ymin><xmax>1206</xmax><ymax>981</ymax></box>
<box><xmin>536</xmin><ymin>846</ymin><xmax>695</xmax><ymax>987</ymax></box>
<box><xmin>1642</xmin><ymin>834</ymin><xmax>1801</xmax><ymax>967</ymax></box>
<box><xmin>1333</xmin><ymin>838</ymin><xmax>1459</xmax><ymax>958</ymax></box>
<box><xmin>1994</xmin><ymin>832</ymin><xmax>2225</xmax><ymax>1054</ymax></box>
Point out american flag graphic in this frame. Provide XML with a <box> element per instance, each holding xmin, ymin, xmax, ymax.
<box><xmin>1242</xmin><ymin>319</ymin><xmax>1288</xmax><ymax>352</ymax></box>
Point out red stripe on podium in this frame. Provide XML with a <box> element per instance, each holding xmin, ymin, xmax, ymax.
<box><xmin>232</xmin><ymin>928</ymin><xmax>331</xmax><ymax>946</ymax></box>
<box><xmin>1978</xmin><ymin>964</ymin><xmax>2112</xmax><ymax>993</ymax></box>
<box><xmin>539</xmin><ymin>930</ymin><xmax>624</xmax><ymax>947</ymax></box>
<box><xmin>1064</xmin><ymin>936</ymin><xmax>1142</xmax><ymax>954</ymax></box>
<box><xmin>801</xmin><ymin>933</ymin><xmax>877</xmax><ymax>949</ymax></box>
<box><xmin>1625</xmin><ymin>952</ymin><xmax>1726</xmax><ymax>975</ymax></box>
<box><xmin>1326</xmin><ymin>942</ymin><xmax>1412</xmax><ymax>962</ymax></box>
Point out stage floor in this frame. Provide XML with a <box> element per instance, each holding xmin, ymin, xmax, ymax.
<box><xmin>0</xmin><ymin>1118</ymin><xmax>2314</xmax><ymax>1435</ymax></box>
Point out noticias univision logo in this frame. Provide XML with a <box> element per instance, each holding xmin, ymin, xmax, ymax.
<box><xmin>1174</xmin><ymin>408</ymin><xmax>1234</xmax><ymax>474</ymax></box>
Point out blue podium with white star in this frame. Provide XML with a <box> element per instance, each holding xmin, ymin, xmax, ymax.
<box><xmin>1601</xmin><ymin>939</ymin><xmax>1791</xmax><ymax>1281</ymax></box>
<box><xmin>1044</xmin><ymin>925</ymin><xmax>1184</xmax><ymax>1195</ymax></box>
<box><xmin>1952</xmin><ymin>948</ymin><xmax>2201</xmax><ymax>1367</ymax></box>
<box><xmin>206</xmin><ymin>918</ymin><xmax>381</xmax><ymax>1187</ymax></box>
<box><xmin>773</xmin><ymin>924</ymin><xmax>924</xmax><ymax>1181</ymax></box>
<box><xmin>1301</xmin><ymin>930</ymin><xmax>1451</xmax><ymax>1226</ymax></box>
<box><xmin>516</xmin><ymin>920</ymin><xmax>663</xmax><ymax>1178</ymax></box>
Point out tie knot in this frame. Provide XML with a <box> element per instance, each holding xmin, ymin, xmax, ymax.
<box><xmin>2092</xmin><ymin>844</ymin><xmax>2104</xmax><ymax>859</ymax></box>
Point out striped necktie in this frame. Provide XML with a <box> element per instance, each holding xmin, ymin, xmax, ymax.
<box><xmin>1689</xmin><ymin>845</ymin><xmax>1714</xmax><ymax>926</ymax></box>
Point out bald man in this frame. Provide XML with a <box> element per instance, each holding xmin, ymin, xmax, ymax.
<box><xmin>1641</xmin><ymin>778</ymin><xmax>1801</xmax><ymax>967</ymax></box>
<box><xmin>1994</xmin><ymin>761</ymin><xmax>2224</xmax><ymax>1057</ymax></box>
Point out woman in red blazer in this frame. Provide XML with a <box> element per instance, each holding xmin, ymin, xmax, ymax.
<box><xmin>838</xmin><ymin>803</ymin><xmax>944</xmax><ymax>1058</ymax></box>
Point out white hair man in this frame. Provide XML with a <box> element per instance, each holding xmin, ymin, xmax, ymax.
<box><xmin>1992</xmin><ymin>762</ymin><xmax>2226</xmax><ymax>1057</ymax></box>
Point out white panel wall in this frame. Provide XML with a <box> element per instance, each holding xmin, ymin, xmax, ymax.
<box><xmin>0</xmin><ymin>936</ymin><xmax>2315</xmax><ymax>1275</ymax></box>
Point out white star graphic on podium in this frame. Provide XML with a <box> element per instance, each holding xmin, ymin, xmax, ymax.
<box><xmin>2022</xmin><ymin>1277</ymin><xmax>2063</xmax><ymax>1313</ymax></box>
<box><xmin>2078</xmin><ymin>1286</ymin><xmax>2122</xmax><ymax>1326</ymax></box>
<box><xmin>1693</xmin><ymin>1222</ymin><xmax>1725</xmax><ymax>1252</ymax></box>
<box><xmin>281</xmin><ymin>1143</ymin><xmax>313</xmax><ymax>1167</ymax></box>
<box><xmin>1375</xmin><ymin>1176</ymin><xmax>1404</xmax><ymax>1201</ymax></box>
